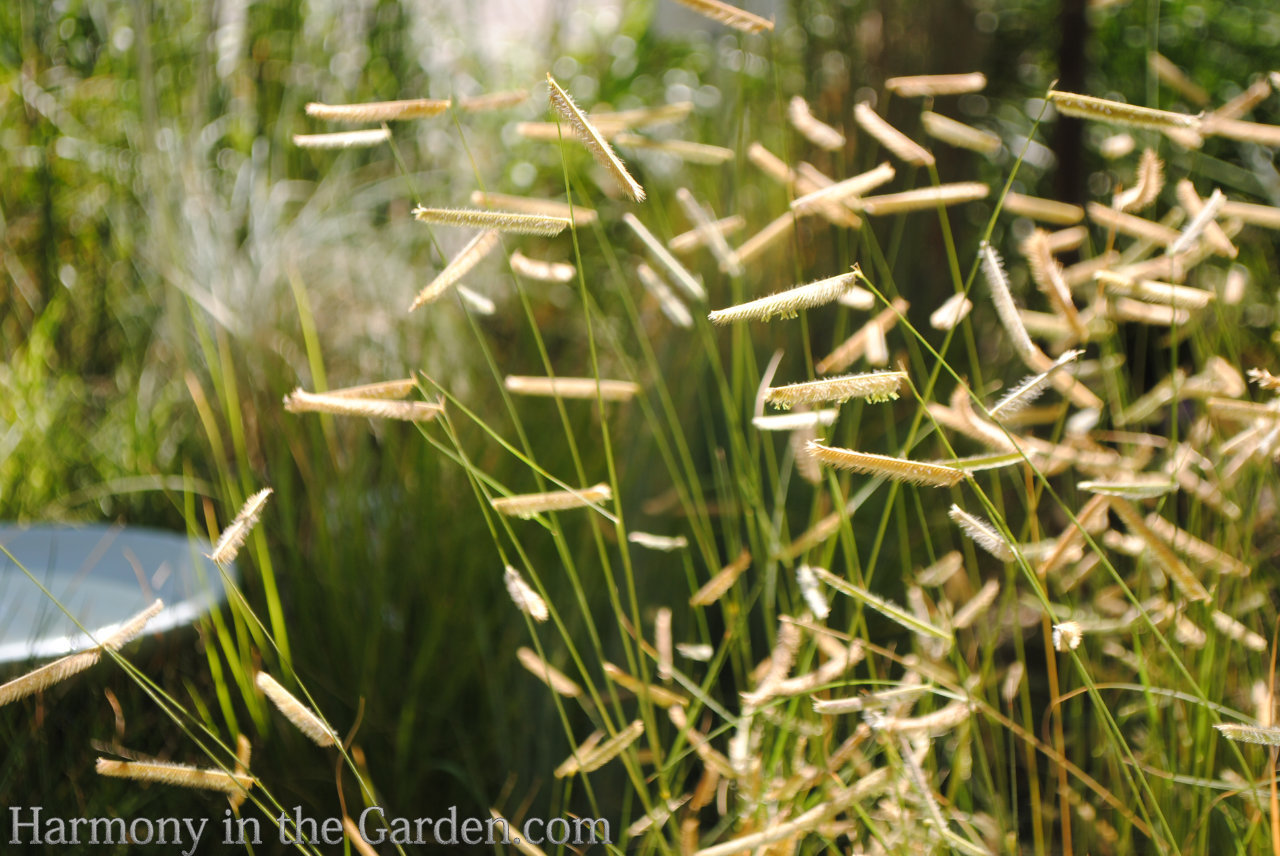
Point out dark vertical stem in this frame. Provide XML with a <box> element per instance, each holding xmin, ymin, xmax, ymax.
<box><xmin>1053</xmin><ymin>0</ymin><xmax>1088</xmax><ymax>206</ymax></box>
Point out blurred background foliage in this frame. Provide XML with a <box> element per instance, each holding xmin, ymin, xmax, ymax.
<box><xmin>2</xmin><ymin>0</ymin><xmax>1280</xmax><ymax>848</ymax></box>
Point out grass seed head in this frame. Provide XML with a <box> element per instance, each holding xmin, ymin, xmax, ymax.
<box><xmin>503</xmin><ymin>565</ymin><xmax>549</xmax><ymax>622</ymax></box>
<box><xmin>546</xmin><ymin>73</ymin><xmax>645</xmax><ymax>202</ymax></box>
<box><xmin>305</xmin><ymin>98</ymin><xmax>450</xmax><ymax>122</ymax></box>
<box><xmin>209</xmin><ymin>488</ymin><xmax>272</xmax><ymax>566</ymax></box>
<box><xmin>255</xmin><ymin>672</ymin><xmax>337</xmax><ymax>747</ymax></box>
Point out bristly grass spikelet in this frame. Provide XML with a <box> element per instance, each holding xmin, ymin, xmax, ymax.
<box><xmin>817</xmin><ymin>298</ymin><xmax>909</xmax><ymax>373</ymax></box>
<box><xmin>1149</xmin><ymin>52</ymin><xmax>1210</xmax><ymax>105</ymax></box>
<box><xmin>1205</xmin><ymin>397</ymin><xmax>1280</xmax><ymax>423</ymax></box>
<box><xmin>807</xmin><ymin>442</ymin><xmax>967</xmax><ymax>487</ymax></box>
<box><xmin>1248</xmin><ymin>367</ymin><xmax>1280</xmax><ymax>391</ymax></box>
<box><xmin>819</xmin><ymin>300</ymin><xmax>911</xmax><ymax>373</ymax></box>
<box><xmin>1169</xmin><ymin>188</ymin><xmax>1226</xmax><ymax>256</ymax></box>
<box><xmin>655</xmin><ymin>607</ymin><xmax>673</xmax><ymax>681</ymax></box>
<box><xmin>1100</xmin><ymin>132</ymin><xmax>1137</xmax><ymax>158</ymax></box>
<box><xmin>863</xmin><ymin>318</ymin><xmax>888</xmax><ymax>366</ymax></box>
<box><xmin>255</xmin><ymin>672</ymin><xmax>337</xmax><ymax>747</ymax></box>
<box><xmin>1215</xmin><ymin>723</ymin><xmax>1280</xmax><ymax>746</ymax></box>
<box><xmin>305</xmin><ymin>98</ymin><xmax>450</xmax><ymax>122</ymax></box>
<box><xmin>853</xmin><ymin>102</ymin><xmax>935</xmax><ymax>167</ymax></box>
<box><xmin>409</xmin><ymin>229</ymin><xmax>501</xmax><ymax>311</ymax></box>
<box><xmin>96</xmin><ymin>758</ymin><xmax>255</xmax><ymax>794</ymax></box>
<box><xmin>490</xmin><ymin>483</ymin><xmax>613</xmax><ymax>519</ymax></box>
<box><xmin>669</xmin><ymin>213</ymin><xmax>745</xmax><ymax>253</ymax></box>
<box><xmin>1002</xmin><ymin>192</ymin><xmax>1084</xmax><ymax>224</ymax></box>
<box><xmin>554</xmin><ymin>730</ymin><xmax>604</xmax><ymax>779</ymax></box>
<box><xmin>1144</xmin><ymin>513</ymin><xmax>1251</xmax><ymax>576</ymax></box>
<box><xmin>979</xmin><ymin>240</ymin><xmax>1050</xmax><ymax>369</ymax></box>
<box><xmin>871</xmin><ymin>700</ymin><xmax>974</xmax><ymax>738</ymax></box>
<box><xmin>920</xmin><ymin>111</ymin><xmax>1002</xmax><ymax>156</ymax></box>
<box><xmin>1211</xmin><ymin>612</ymin><xmax>1267</xmax><ymax>651</ymax></box>
<box><xmin>1023</xmin><ymin>230</ymin><xmax>1086</xmax><ymax>339</ymax></box>
<box><xmin>766</xmin><ymin>370</ymin><xmax>906</xmax><ymax>409</ymax></box>
<box><xmin>1175</xmin><ymin>180</ymin><xmax>1236</xmax><ymax>257</ymax></box>
<box><xmin>503</xmin><ymin>375</ymin><xmax>641</xmax><ymax>402</ymax></box>
<box><xmin>851</xmin><ymin>183</ymin><xmax>989</xmax><ymax>215</ymax></box>
<box><xmin>708</xmin><ymin>268</ymin><xmax>866</xmax><ymax>324</ymax></box>
<box><xmin>790</xmin><ymin>162</ymin><xmax>895</xmax><ymax>214</ymax></box>
<box><xmin>1110</xmin><ymin>497</ymin><xmax>1212</xmax><ymax>602</ymax></box>
<box><xmin>952</xmin><ymin>578</ymin><xmax>1000</xmax><ymax>629</ymax></box>
<box><xmin>930</xmin><ymin>293</ymin><xmax>973</xmax><ymax>330</ymax></box>
<box><xmin>637</xmin><ymin>263</ymin><xmax>694</xmax><ymax>328</ymax></box>
<box><xmin>101</xmin><ymin>599</ymin><xmax>165</xmax><ymax>651</ymax></box>
<box><xmin>809</xmin><ymin>566</ymin><xmax>952</xmax><ymax>641</ymax></box>
<box><xmin>0</xmin><ymin>600</ymin><xmax>164</xmax><ymax>706</ymax></box>
<box><xmin>0</xmin><ymin>647</ymin><xmax>103</xmax><ymax>707</ymax></box>
<box><xmin>787</xmin><ymin>96</ymin><xmax>846</xmax><ymax>151</ymax></box>
<box><xmin>675</xmin><ymin>643</ymin><xmax>713</xmax><ymax>661</ymax></box>
<box><xmin>456</xmin><ymin>285</ymin><xmax>495</xmax><ymax>315</ymax></box>
<box><xmin>503</xmin><ymin>566</ymin><xmax>549</xmax><ymax>622</ymax></box>
<box><xmin>603</xmin><ymin>662</ymin><xmax>687</xmax><ymax>707</ymax></box>
<box><xmin>836</xmin><ymin>284</ymin><xmax>876</xmax><ymax>309</ymax></box>
<box><xmin>628</xmin><ymin>532</ymin><xmax>689</xmax><ymax>551</ymax></box>
<box><xmin>919</xmin><ymin>551</ymin><xmax>965</xmax><ymax>586</ymax></box>
<box><xmin>1086</xmin><ymin>203</ymin><xmax>1182</xmax><ymax>246</ymax></box>
<box><xmin>562</xmin><ymin>720</ymin><xmax>645</xmax><ymax>776</ymax></box>
<box><xmin>545</xmin><ymin>73</ymin><xmax>645</xmax><ymax>202</ymax></box>
<box><xmin>624</xmin><ymin>212</ymin><xmax>706</xmax><ymax>300</ymax></box>
<box><xmin>516</xmin><ymin>647</ymin><xmax>582</xmax><ymax>698</ymax></box>
<box><xmin>1215</xmin><ymin>76</ymin><xmax>1273</xmax><ymax>121</ymax></box>
<box><xmin>674</xmin><ymin>187</ymin><xmax>742</xmax><ymax>275</ymax></box>
<box><xmin>1218</xmin><ymin>199</ymin><xmax>1280</xmax><ymax>231</ymax></box>
<box><xmin>752</xmin><ymin>408</ymin><xmax>839</xmax><ymax>431</ymax></box>
<box><xmin>291</xmin><ymin>128</ymin><xmax>391</xmax><ymax>149</ymax></box>
<box><xmin>469</xmin><ymin>191</ymin><xmax>597</xmax><ymax>226</ymax></box>
<box><xmin>209</xmin><ymin>488</ymin><xmax>272</xmax><ymax>566</ymax></box>
<box><xmin>324</xmin><ymin>378</ymin><xmax>417</xmax><ymax>399</ymax></box>
<box><xmin>509</xmin><ymin>250</ymin><xmax>576</xmax><ymax>283</ymax></box>
<box><xmin>1113</xmin><ymin>148</ymin><xmax>1163</xmax><ymax>212</ymax></box>
<box><xmin>1201</xmin><ymin>115</ymin><xmax>1280</xmax><ymax>146</ymax></box>
<box><xmin>791</xmin><ymin>420</ymin><xmax>824</xmax><ymax>484</ymax></box>
<box><xmin>625</xmin><ymin>796</ymin><xmax>692</xmax><ymax>840</ymax></box>
<box><xmin>229</xmin><ymin>735</ymin><xmax>252</xmax><ymax>812</ymax></box>
<box><xmin>584</xmin><ymin>100</ymin><xmax>695</xmax><ymax>129</ymax></box>
<box><xmin>614</xmin><ymin>134</ymin><xmax>735</xmax><ymax>165</ymax></box>
<box><xmin>741</xmin><ymin>620</ymin><xmax>802</xmax><ymax>705</ymax></box>
<box><xmin>411</xmin><ymin>206</ymin><xmax>570</xmax><ymax>236</ymax></box>
<box><xmin>731</xmin><ymin>211</ymin><xmax>797</xmax><ymax>267</ymax></box>
<box><xmin>948</xmin><ymin>504</ymin><xmax>1016</xmax><ymax>561</ymax></box>
<box><xmin>990</xmin><ymin>349</ymin><xmax>1084</xmax><ymax>419</ymax></box>
<box><xmin>885</xmin><ymin>72</ymin><xmax>987</xmax><ymax>97</ymax></box>
<box><xmin>668</xmin><ymin>0</ymin><xmax>774</xmax><ymax>33</ymax></box>
<box><xmin>284</xmin><ymin>389</ymin><xmax>444</xmax><ymax>422</ymax></box>
<box><xmin>689</xmin><ymin>548</ymin><xmax>751</xmax><ymax>606</ymax></box>
<box><xmin>1051</xmin><ymin>621</ymin><xmax>1083</xmax><ymax>651</ymax></box>
<box><xmin>1077</xmin><ymin>475</ymin><xmax>1178</xmax><ymax>499</ymax></box>
<box><xmin>1026</xmin><ymin>224</ymin><xmax>1089</xmax><ymax>255</ymax></box>
<box><xmin>1048</xmin><ymin>90</ymin><xmax>1201</xmax><ymax>131</ymax></box>
<box><xmin>746</xmin><ymin>142</ymin><xmax>862</xmax><ymax>227</ymax></box>
<box><xmin>795</xmin><ymin>565</ymin><xmax>830</xmax><ymax>620</ymax></box>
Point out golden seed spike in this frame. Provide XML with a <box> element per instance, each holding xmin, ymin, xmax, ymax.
<box><xmin>305</xmin><ymin>98</ymin><xmax>450</xmax><ymax>122</ymax></box>
<box><xmin>546</xmin><ymin>74</ymin><xmax>645</xmax><ymax>202</ymax></box>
